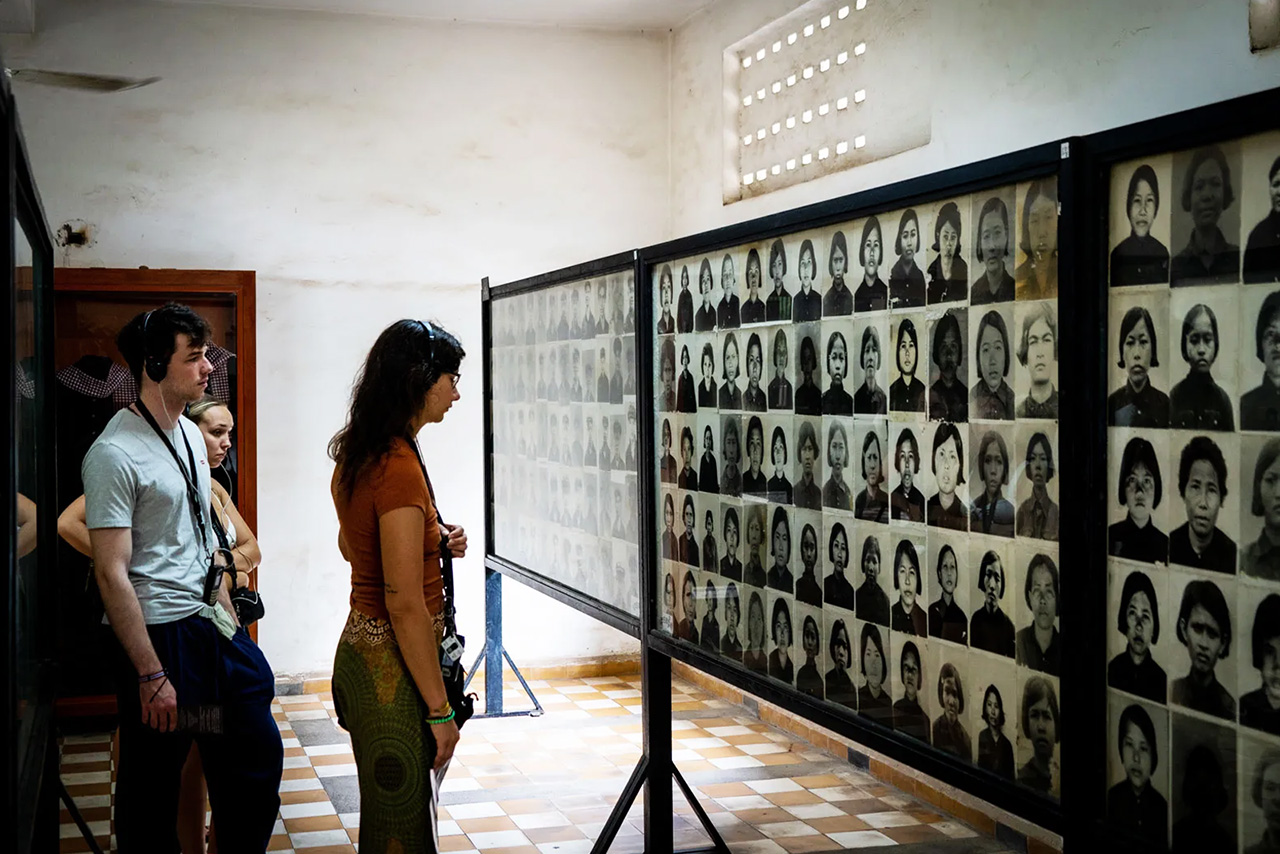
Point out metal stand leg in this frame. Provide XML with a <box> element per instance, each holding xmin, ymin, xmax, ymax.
<box><xmin>58</xmin><ymin>778</ymin><xmax>106</xmax><ymax>854</ymax></box>
<box><xmin>461</xmin><ymin>568</ymin><xmax>543</xmax><ymax>719</ymax></box>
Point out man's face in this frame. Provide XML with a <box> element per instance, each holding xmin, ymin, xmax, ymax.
<box><xmin>1028</xmin><ymin>565</ymin><xmax>1057</xmax><ymax>630</ymax></box>
<box><xmin>983</xmin><ymin>562</ymin><xmax>1002</xmax><ymax>608</ymax></box>
<box><xmin>164</xmin><ymin>333</ymin><xmax>213</xmax><ymax>403</ymax></box>
<box><xmin>979</xmin><ymin>209</ymin><xmax>1007</xmax><ymax>274</ymax></box>
<box><xmin>1026</xmin><ymin>318</ymin><xmax>1055</xmax><ymax>385</ymax></box>
<box><xmin>983</xmin><ymin>443</ymin><xmax>1005</xmax><ymax>494</ymax></box>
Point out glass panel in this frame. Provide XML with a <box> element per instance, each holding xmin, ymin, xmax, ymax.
<box><xmin>14</xmin><ymin>215</ymin><xmax>38</xmax><ymax>780</ymax></box>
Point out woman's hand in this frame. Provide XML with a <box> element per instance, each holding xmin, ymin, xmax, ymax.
<box><xmin>441</xmin><ymin>523</ymin><xmax>467</xmax><ymax>559</ymax></box>
<box><xmin>430</xmin><ymin>718</ymin><xmax>460</xmax><ymax>770</ymax></box>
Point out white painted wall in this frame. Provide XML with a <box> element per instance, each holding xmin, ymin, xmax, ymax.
<box><xmin>3</xmin><ymin>0</ymin><xmax>667</xmax><ymax>675</ymax></box>
<box><xmin>670</xmin><ymin>0</ymin><xmax>1280</xmax><ymax>236</ymax></box>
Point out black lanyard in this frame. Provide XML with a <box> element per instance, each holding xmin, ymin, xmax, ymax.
<box><xmin>408</xmin><ymin>437</ymin><xmax>457</xmax><ymax>633</ymax></box>
<box><xmin>135</xmin><ymin>400</ymin><xmax>210</xmax><ymax>555</ymax></box>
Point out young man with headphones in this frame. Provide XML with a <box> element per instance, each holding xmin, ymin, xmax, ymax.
<box><xmin>81</xmin><ymin>302</ymin><xmax>283</xmax><ymax>852</ymax></box>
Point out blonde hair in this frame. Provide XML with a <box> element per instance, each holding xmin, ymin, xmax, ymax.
<box><xmin>187</xmin><ymin>394</ymin><xmax>231</xmax><ymax>425</ymax></box>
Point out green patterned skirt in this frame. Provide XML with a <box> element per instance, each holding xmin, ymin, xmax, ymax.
<box><xmin>332</xmin><ymin>610</ymin><xmax>446</xmax><ymax>854</ymax></box>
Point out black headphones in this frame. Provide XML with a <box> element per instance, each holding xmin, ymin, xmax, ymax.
<box><xmin>141</xmin><ymin>310</ymin><xmax>168</xmax><ymax>383</ymax></box>
<box><xmin>415</xmin><ymin>319</ymin><xmax>436</xmax><ymax>367</ymax></box>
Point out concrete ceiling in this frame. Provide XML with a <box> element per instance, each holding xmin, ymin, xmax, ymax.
<box><xmin>160</xmin><ymin>0</ymin><xmax>716</xmax><ymax>30</ymax></box>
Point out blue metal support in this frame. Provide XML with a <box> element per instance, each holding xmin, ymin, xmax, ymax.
<box><xmin>463</xmin><ymin>568</ymin><xmax>542</xmax><ymax>719</ymax></box>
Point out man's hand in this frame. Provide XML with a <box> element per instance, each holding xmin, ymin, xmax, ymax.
<box><xmin>141</xmin><ymin>678</ymin><xmax>178</xmax><ymax>732</ymax></box>
<box><xmin>441</xmin><ymin>523</ymin><xmax>467</xmax><ymax>559</ymax></box>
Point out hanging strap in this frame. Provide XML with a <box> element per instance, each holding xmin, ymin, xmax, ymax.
<box><xmin>408</xmin><ymin>437</ymin><xmax>457</xmax><ymax>636</ymax></box>
<box><xmin>134</xmin><ymin>400</ymin><xmax>209</xmax><ymax>554</ymax></box>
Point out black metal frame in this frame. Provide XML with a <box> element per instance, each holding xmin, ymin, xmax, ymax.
<box><xmin>1074</xmin><ymin>84</ymin><xmax>1280</xmax><ymax>852</ymax></box>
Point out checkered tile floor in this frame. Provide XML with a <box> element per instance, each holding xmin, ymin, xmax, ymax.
<box><xmin>58</xmin><ymin>675</ymin><xmax>1013</xmax><ymax>853</ymax></box>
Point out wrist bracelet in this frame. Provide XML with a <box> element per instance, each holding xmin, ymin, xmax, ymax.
<box><xmin>138</xmin><ymin>669</ymin><xmax>167</xmax><ymax>684</ymax></box>
<box><xmin>425</xmin><ymin>709</ymin><xmax>455</xmax><ymax>726</ymax></box>
<box><xmin>427</xmin><ymin>700</ymin><xmax>452</xmax><ymax>719</ymax></box>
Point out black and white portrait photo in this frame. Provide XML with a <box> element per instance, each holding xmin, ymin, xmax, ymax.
<box><xmin>1110</xmin><ymin>160</ymin><xmax>1172</xmax><ymax>287</ymax></box>
<box><xmin>860</xmin><ymin>622</ymin><xmax>893</xmax><ymax>727</ymax></box>
<box><xmin>1243</xmin><ymin>435</ymin><xmax>1280</xmax><ymax>582</ymax></box>
<box><xmin>1015</xmin><ymin>550</ymin><xmax>1060</xmax><ymax>675</ymax></box>
<box><xmin>719</xmin><ymin>331</ymin><xmax>743</xmax><ymax>411</ymax></box>
<box><xmin>1015</xmin><ymin>428</ymin><xmax>1060</xmax><ymax>542</ymax></box>
<box><xmin>1015</xmin><ymin>178</ymin><xmax>1058</xmax><ymax>301</ymax></box>
<box><xmin>794</xmin><ymin>324</ymin><xmax>824</xmax><ymax>416</ymax></box>
<box><xmin>1170</xmin><ymin>143</ymin><xmax>1242</xmax><ymax>287</ymax></box>
<box><xmin>931</xmin><ymin>650</ymin><xmax>972</xmax><ymax>761</ymax></box>
<box><xmin>927</xmin><ymin>421</ymin><xmax>969</xmax><ymax>532</ymax></box>
<box><xmin>1241</xmin><ymin>289</ymin><xmax>1280</xmax><ymax>431</ymax></box>
<box><xmin>970</xmin><ymin>306</ymin><xmax>1016</xmax><ymax>421</ymax></box>
<box><xmin>794</xmin><ymin>511</ymin><xmax>824</xmax><ymax>608</ymax></box>
<box><xmin>821</xmin><ymin>326</ymin><xmax>854</xmax><ymax>415</ymax></box>
<box><xmin>1243</xmin><ymin>144</ymin><xmax>1280</xmax><ymax>283</ymax></box>
<box><xmin>720</xmin><ymin>414</ymin><xmax>743</xmax><ymax>497</ymax></box>
<box><xmin>743</xmin><ymin>503</ymin><xmax>768</xmax><ymax>588</ymax></box>
<box><xmin>1168</xmin><ymin>433</ymin><xmax>1238</xmax><ymax>574</ymax></box>
<box><xmin>928</xmin><ymin>309</ymin><xmax>968</xmax><ymax>422</ymax></box>
<box><xmin>794</xmin><ymin>237</ymin><xmax>823</xmax><ymax>322</ymax></box>
<box><xmin>822</xmin><ymin>417</ymin><xmax>854</xmax><ymax>511</ymax></box>
<box><xmin>718</xmin><ymin>252</ymin><xmax>742</xmax><ymax>329</ymax></box>
<box><xmin>970</xmin><ymin>543</ymin><xmax>1015</xmax><ymax>658</ymax></box>
<box><xmin>889</xmin><ymin>315</ymin><xmax>927</xmax><ymax>413</ymax></box>
<box><xmin>824</xmin><ymin>614</ymin><xmax>857</xmax><ymax>709</ymax></box>
<box><xmin>695</xmin><ymin>338</ymin><xmax>718</xmax><ymax>410</ymax></box>
<box><xmin>766</xmin><ymin>239</ymin><xmax>792</xmax><ymax>323</ymax></box>
<box><xmin>675</xmin><ymin>567</ymin><xmax>698</xmax><ymax>642</ymax></box>
<box><xmin>695</xmin><ymin>258</ymin><xmax>717</xmax><ymax>332</ymax></box>
<box><xmin>823</xmin><ymin>230</ymin><xmax>853</xmax><ymax>316</ymax></box>
<box><xmin>767</xmin><ymin>505</ymin><xmax>794</xmax><ymax>594</ymax></box>
<box><xmin>1014</xmin><ymin>301</ymin><xmax>1059</xmax><ymax>419</ymax></box>
<box><xmin>971</xmin><ymin>190</ymin><xmax>1016</xmax><ymax>305</ymax></box>
<box><xmin>768</xmin><ymin>327</ymin><xmax>794</xmax><ymax>410</ymax></box>
<box><xmin>796</xmin><ymin>607</ymin><xmax>825</xmax><ymax>700</ymax></box>
<box><xmin>766</xmin><ymin>418</ymin><xmax>793</xmax><ymax>504</ymax></box>
<box><xmin>742</xmin><ymin>247</ymin><xmax>766</xmax><ymax>324</ymax></box>
<box><xmin>1016</xmin><ymin>675</ymin><xmax>1060</xmax><ymax>798</ymax></box>
<box><xmin>890</xmin><ymin>536</ymin><xmax>928</xmax><ymax>636</ymax></box>
<box><xmin>675</xmin><ymin>340</ymin><xmax>696</xmax><ymax>413</ymax></box>
<box><xmin>768</xmin><ymin>592</ymin><xmax>795</xmax><ymax>685</ymax></box>
<box><xmin>1240</xmin><ymin>734</ymin><xmax>1280</xmax><ymax>854</ymax></box>
<box><xmin>1109</xmin><ymin>432</ymin><xmax>1171</xmax><ymax>565</ymax></box>
<box><xmin>893</xmin><ymin>637</ymin><xmax>930</xmax><ymax>742</ymax></box>
<box><xmin>1106</xmin><ymin>696</ymin><xmax>1169</xmax><ymax>852</ymax></box>
<box><xmin>743</xmin><ymin>331</ymin><xmax>767</xmax><ymax>412</ymax></box>
<box><xmin>929</xmin><ymin>535</ymin><xmax>969</xmax><ymax>645</ymax></box>
<box><xmin>1169</xmin><ymin>714</ymin><xmax>1237</xmax><ymax>854</ymax></box>
<box><xmin>889</xmin><ymin>208</ymin><xmax>927</xmax><ymax>309</ymax></box>
<box><xmin>719</xmin><ymin>502</ymin><xmax>744</xmax><ymax>582</ymax></box>
<box><xmin>677</xmin><ymin>263</ymin><xmax>694</xmax><ymax>334</ymax></box>
<box><xmin>853</xmin><ymin>215</ymin><xmax>889</xmax><ymax>313</ymax></box>
<box><xmin>1169</xmin><ymin>573</ymin><xmax>1236</xmax><ymax>722</ymax></box>
<box><xmin>1240</xmin><ymin>591</ymin><xmax>1280</xmax><ymax>736</ymax></box>
<box><xmin>890</xmin><ymin>424</ymin><xmax>927</xmax><ymax>524</ymax></box>
<box><xmin>677</xmin><ymin>423</ymin><xmax>698</xmax><ymax>491</ymax></box>
<box><xmin>742</xmin><ymin>415</ymin><xmax>767</xmax><ymax>497</ymax></box>
<box><xmin>970</xmin><ymin>427</ymin><xmax>1016</xmax><ymax>538</ymax></box>
<box><xmin>1169</xmin><ymin>297</ymin><xmax>1235</xmax><ymax>431</ymax></box>
<box><xmin>974</xmin><ymin>671</ymin><xmax>1017</xmax><ymax>781</ymax></box>
<box><xmin>856</xmin><ymin>531</ymin><xmax>891</xmax><ymax>627</ymax></box>
<box><xmin>744</xmin><ymin>587</ymin><xmax>768</xmax><ymax>675</ymax></box>
<box><xmin>721</xmin><ymin>580</ymin><xmax>744</xmax><ymax>660</ymax></box>
<box><xmin>794</xmin><ymin>418</ymin><xmax>823</xmax><ymax>510</ymax></box>
<box><xmin>854</xmin><ymin>422</ymin><xmax>890</xmax><ymax>523</ymax></box>
<box><xmin>853</xmin><ymin>319</ymin><xmax>888</xmax><ymax>415</ymax></box>
<box><xmin>678</xmin><ymin>492</ymin><xmax>701</xmax><ymax>567</ymax></box>
<box><xmin>656</xmin><ymin>263</ymin><xmax>675</xmax><ymax>335</ymax></box>
<box><xmin>659</xmin><ymin>337</ymin><xmax>677</xmax><ymax>412</ymax></box>
<box><xmin>698</xmin><ymin>418</ymin><xmax>720</xmax><ymax>495</ymax></box>
<box><xmin>1108</xmin><ymin>565</ymin><xmax>1169</xmax><ymax>704</ymax></box>
<box><xmin>927</xmin><ymin>199</ymin><xmax>969</xmax><ymax>305</ymax></box>
<box><xmin>823</xmin><ymin>520</ymin><xmax>855</xmax><ymax>611</ymax></box>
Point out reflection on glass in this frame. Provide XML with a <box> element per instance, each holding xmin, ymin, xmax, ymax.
<box><xmin>14</xmin><ymin>217</ymin><xmax>38</xmax><ymax>782</ymax></box>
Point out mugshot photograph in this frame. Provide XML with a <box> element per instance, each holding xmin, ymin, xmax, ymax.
<box><xmin>930</xmin><ymin>539</ymin><xmax>969</xmax><ymax>645</ymax></box>
<box><xmin>793</xmin><ymin>418</ymin><xmax>823</xmax><ymax>510</ymax></box>
<box><xmin>719</xmin><ymin>504</ymin><xmax>745</xmax><ymax>581</ymax></box>
<box><xmin>890</xmin><ymin>426</ymin><xmax>927</xmax><ymax>524</ymax></box>
<box><xmin>1015</xmin><ymin>429</ymin><xmax>1060</xmax><ymax>542</ymax></box>
<box><xmin>1169</xmin><ymin>300</ymin><xmax>1235</xmax><ymax>430</ymax></box>
<box><xmin>743</xmin><ymin>503</ymin><xmax>768</xmax><ymax>588</ymax></box>
<box><xmin>766</xmin><ymin>422</ymin><xmax>793</xmax><ymax>504</ymax></box>
<box><xmin>822</xmin><ymin>418</ymin><xmax>854</xmax><ymax>511</ymax></box>
<box><xmin>1241</xmin><ymin>290</ymin><xmax>1280</xmax><ymax>431</ymax></box>
<box><xmin>768</xmin><ymin>327</ymin><xmax>794</xmax><ymax>410</ymax></box>
<box><xmin>593</xmin><ymin>277</ymin><xmax>610</xmax><ymax>337</ymax></box>
<box><xmin>659</xmin><ymin>338</ymin><xmax>678</xmax><ymax>412</ymax></box>
<box><xmin>859</xmin><ymin>623</ymin><xmax>893</xmax><ymax>727</ymax></box>
<box><xmin>743</xmin><ymin>331</ymin><xmax>767</xmax><ymax>413</ymax></box>
<box><xmin>824</xmin><ymin>521</ymin><xmax>856</xmax><ymax>611</ymax></box>
<box><xmin>765</xmin><ymin>238</ymin><xmax>793</xmax><ymax>322</ymax></box>
<box><xmin>594</xmin><ymin>343</ymin><xmax>610</xmax><ymax>405</ymax></box>
<box><xmin>769</xmin><ymin>594</ymin><xmax>796</xmax><ymax>684</ymax></box>
<box><xmin>719</xmin><ymin>331</ymin><xmax>744</xmax><ymax>411</ymax></box>
<box><xmin>823</xmin><ymin>230</ymin><xmax>854</xmax><ymax>316</ymax></box>
<box><xmin>675</xmin><ymin>568</ymin><xmax>700</xmax><ymax>644</ymax></box>
<box><xmin>721</xmin><ymin>581</ymin><xmax>744</xmax><ymax>660</ymax></box>
<box><xmin>853</xmin><ymin>215</ymin><xmax>889</xmax><ymax>313</ymax></box>
<box><xmin>928</xmin><ymin>309</ymin><xmax>969</xmax><ymax>422</ymax></box>
<box><xmin>1170</xmin><ymin>143</ymin><xmax>1243</xmax><ymax>287</ymax></box>
<box><xmin>855</xmin><ymin>424</ymin><xmax>890</xmax><ymax>523</ymax></box>
<box><xmin>699</xmin><ymin>422</ymin><xmax>720</xmax><ymax>495</ymax></box>
<box><xmin>623</xmin><ymin>273</ymin><xmax>638</xmax><ymax>334</ymax></box>
<box><xmin>794</xmin><ymin>515</ymin><xmax>823</xmax><ymax>607</ymax></box>
<box><xmin>793</xmin><ymin>238</ymin><xmax>823</xmax><ymax>322</ymax></box>
<box><xmin>742</xmin><ymin>415</ymin><xmax>768</xmax><ymax>497</ymax></box>
<box><xmin>677</xmin><ymin>424</ymin><xmax>699</xmax><ymax>490</ymax></box>
<box><xmin>855</xmin><ymin>532</ymin><xmax>891</xmax><ymax>627</ymax></box>
<box><xmin>678</xmin><ymin>493</ymin><xmax>701</xmax><ymax>567</ymax></box>
<box><xmin>742</xmin><ymin>247</ymin><xmax>767</xmax><ymax>324</ymax></box>
<box><xmin>1109</xmin><ymin>566</ymin><xmax>1169</xmax><ymax>703</ymax></box>
<box><xmin>794</xmin><ymin>326</ymin><xmax>824</xmax><ymax>416</ymax></box>
<box><xmin>970</xmin><ymin>545</ymin><xmax>1016</xmax><ymax>658</ymax></box>
<box><xmin>970</xmin><ymin>307</ymin><xmax>1016</xmax><ymax>421</ymax></box>
<box><xmin>661</xmin><ymin>568</ymin><xmax>677</xmax><ymax>634</ymax></box>
<box><xmin>927</xmin><ymin>421</ymin><xmax>969</xmax><ymax>532</ymax></box>
<box><xmin>825</xmin><ymin>616</ymin><xmax>858</xmax><ymax>709</ymax></box>
<box><xmin>853</xmin><ymin>320</ymin><xmax>888</xmax><ymax>415</ymax></box>
<box><xmin>821</xmin><ymin>327</ymin><xmax>854</xmax><ymax>415</ymax></box>
<box><xmin>1014</xmin><ymin>301</ymin><xmax>1059</xmax><ymax>419</ymax></box>
<box><xmin>676</xmin><ymin>264</ymin><xmax>695</xmax><ymax>334</ymax></box>
<box><xmin>1241</xmin><ymin>737</ymin><xmax>1280</xmax><ymax>854</ymax></box>
<box><xmin>657</xmin><ymin>263</ymin><xmax>676</xmax><ymax>335</ymax></box>
<box><xmin>1169</xmin><ymin>715</ymin><xmax>1237</xmax><ymax>854</ymax></box>
<box><xmin>1109</xmin><ymin>433</ymin><xmax>1171</xmax><ymax>564</ymax></box>
<box><xmin>695</xmin><ymin>339</ymin><xmax>719</xmax><ymax>410</ymax></box>
<box><xmin>889</xmin><ymin>316</ymin><xmax>927</xmax><ymax>413</ymax></box>
<box><xmin>1017</xmin><ymin>675</ymin><xmax>1060</xmax><ymax>798</ymax></box>
<box><xmin>570</xmin><ymin>287</ymin><xmax>586</xmax><ymax>340</ymax></box>
<box><xmin>971</xmin><ymin>192</ymin><xmax>1016</xmax><ymax>305</ymax></box>
<box><xmin>1106</xmin><ymin>698</ymin><xmax>1169</xmax><ymax>851</ymax></box>
<box><xmin>1244</xmin><ymin>152</ymin><xmax>1280</xmax><ymax>283</ymax></box>
<box><xmin>970</xmin><ymin>428</ymin><xmax>1015</xmax><ymax>538</ymax></box>
<box><xmin>891</xmin><ymin>537</ymin><xmax>928</xmax><ymax>636</ymax></box>
<box><xmin>581</xmin><ymin>347</ymin><xmax>597</xmax><ymax>405</ymax></box>
<box><xmin>889</xmin><ymin>208</ymin><xmax>927</xmax><ymax>309</ymax></box>
<box><xmin>767</xmin><ymin>505</ymin><xmax>795</xmax><ymax>594</ymax></box>
<box><xmin>556</xmin><ymin>289</ymin><xmax>572</xmax><ymax>340</ymax></box>
<box><xmin>1169</xmin><ymin>575</ymin><xmax>1236</xmax><ymax>721</ymax></box>
<box><xmin>675</xmin><ymin>342</ymin><xmax>697</xmax><ymax>413</ymax></box>
<box><xmin>694</xmin><ymin>258</ymin><xmax>717</xmax><ymax>332</ymax></box>
<box><xmin>1240</xmin><ymin>592</ymin><xmax>1280</xmax><ymax>736</ymax></box>
<box><xmin>701</xmin><ymin>507</ymin><xmax>719</xmax><ymax>572</ymax></box>
<box><xmin>1016</xmin><ymin>551</ymin><xmax>1061</xmax><ymax>675</ymax></box>
<box><xmin>932</xmin><ymin>654</ymin><xmax>973</xmax><ymax>761</ymax></box>
<box><xmin>927</xmin><ymin>200</ymin><xmax>969</xmax><ymax>305</ymax></box>
<box><xmin>893</xmin><ymin>638</ymin><xmax>930</xmax><ymax>742</ymax></box>
<box><xmin>975</xmin><ymin>680</ymin><xmax>1016</xmax><ymax>781</ymax></box>
<box><xmin>744</xmin><ymin>589</ymin><xmax>769</xmax><ymax>674</ymax></box>
<box><xmin>1244</xmin><ymin>436</ymin><xmax>1280</xmax><ymax>582</ymax></box>
<box><xmin>796</xmin><ymin>609</ymin><xmax>825</xmax><ymax>700</ymax></box>
<box><xmin>1168</xmin><ymin>433</ymin><xmax>1238</xmax><ymax>574</ymax></box>
<box><xmin>621</xmin><ymin>335</ymin><xmax>637</xmax><ymax>400</ymax></box>
<box><xmin>717</xmin><ymin>253</ymin><xmax>742</xmax><ymax>329</ymax></box>
<box><xmin>1014</xmin><ymin>179</ymin><xmax>1058</xmax><ymax>301</ymax></box>
<box><xmin>1111</xmin><ymin>161</ymin><xmax>1172</xmax><ymax>287</ymax></box>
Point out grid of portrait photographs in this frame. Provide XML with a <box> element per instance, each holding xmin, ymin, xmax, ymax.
<box><xmin>489</xmin><ymin>270</ymin><xmax>641</xmax><ymax>617</ymax></box>
<box><xmin>1104</xmin><ymin>130</ymin><xmax>1280</xmax><ymax>853</ymax></box>
<box><xmin>654</xmin><ymin>177</ymin><xmax>1064</xmax><ymax>800</ymax></box>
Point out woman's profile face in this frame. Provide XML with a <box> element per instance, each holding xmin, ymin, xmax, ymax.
<box><xmin>864</xmin><ymin>439</ymin><xmax>882</xmax><ymax>489</ymax></box>
<box><xmin>1183</xmin><ymin>603</ymin><xmax>1225</xmax><ymax>675</ymax></box>
<box><xmin>939</xmin><ymin>550</ymin><xmax>958</xmax><ymax>595</ymax></box>
<box><xmin>799</xmin><ymin>247</ymin><xmax>815</xmax><ymax>288</ymax></box>
<box><xmin>1182</xmin><ymin>459</ymin><xmax>1222</xmax><ymax>537</ymax></box>
<box><xmin>725</xmin><ymin>340</ymin><xmax>740</xmax><ymax>380</ymax></box>
<box><xmin>748</xmin><ymin>426</ymin><xmax>764</xmax><ymax>470</ymax></box>
<box><xmin>899</xmin><ymin>329</ymin><xmax>917</xmax><ymax>377</ymax></box>
<box><xmin>1125</xmin><ymin>590</ymin><xmax>1154</xmax><ymax>657</ymax></box>
<box><xmin>772</xmin><ymin>434</ymin><xmax>786</xmax><ymax>468</ymax></box>
<box><xmin>747</xmin><ymin>256</ymin><xmax>762</xmax><ymax>294</ymax></box>
<box><xmin>725</xmin><ymin>516</ymin><xmax>740</xmax><ymax>551</ymax></box>
<box><xmin>863</xmin><ymin>225</ymin><xmax>882</xmax><ymax>276</ymax></box>
<box><xmin>900</xmin><ymin>218</ymin><xmax>919</xmax><ymax>263</ymax></box>
<box><xmin>934</xmin><ymin>436</ymin><xmax>960</xmax><ymax>495</ymax></box>
<box><xmin>979</xmin><ymin>209</ymin><xmax>1008</xmax><ymax>274</ymax></box>
<box><xmin>747</xmin><ymin>342</ymin><xmax>763</xmax><ymax>385</ymax></box>
<box><xmin>1027</xmin><ymin>193</ymin><xmax>1058</xmax><ymax>260</ymax></box>
<box><xmin>831</xmin><ymin>244</ymin><xmax>847</xmax><ymax>278</ymax></box>
<box><xmin>1190</xmin><ymin>157</ymin><xmax>1226</xmax><ymax>229</ymax></box>
<box><xmin>942</xmin><ymin>677</ymin><xmax>960</xmax><ymax>720</ymax></box>
<box><xmin>1129</xmin><ymin>179</ymin><xmax>1157</xmax><ymax>238</ymax></box>
<box><xmin>939</xmin><ymin>220</ymin><xmax>959</xmax><ymax>261</ymax></box>
<box><xmin>1123</xmin><ymin>319</ymin><xmax>1153</xmax><ymax>387</ymax></box>
<box><xmin>774</xmin><ymin>609</ymin><xmax>792</xmax><ymax>648</ymax></box>
<box><xmin>1184</xmin><ymin>311</ymin><xmax>1217</xmax><ymax>375</ymax></box>
<box><xmin>863</xmin><ymin>639</ymin><xmax>883</xmax><ymax>689</ymax></box>
<box><xmin>1261</xmin><ymin>455</ymin><xmax>1280</xmax><ymax>528</ymax></box>
<box><xmin>1124</xmin><ymin>461</ymin><xmax>1155</xmax><ymax>527</ymax></box>
<box><xmin>197</xmin><ymin>405</ymin><xmax>234</xmax><ymax>467</ymax></box>
<box><xmin>1121</xmin><ymin>721</ymin><xmax>1153</xmax><ymax>790</ymax></box>
<box><xmin>829</xmin><ymin>429</ymin><xmax>847</xmax><ymax>471</ymax></box>
<box><xmin>979</xmin><ymin>324</ymin><xmax>1006</xmax><ymax>391</ymax></box>
<box><xmin>772</xmin><ymin>520</ymin><xmax>790</xmax><ymax>566</ymax></box>
<box><xmin>898</xmin><ymin>557</ymin><xmax>918</xmax><ymax>608</ymax></box>
<box><xmin>984</xmin><ymin>692</ymin><xmax>1001</xmax><ymax>728</ymax></box>
<box><xmin>982</xmin><ymin>442</ymin><xmax>1005</xmax><ymax>496</ymax></box>
<box><xmin>829</xmin><ymin>336</ymin><xmax>848</xmax><ymax>382</ymax></box>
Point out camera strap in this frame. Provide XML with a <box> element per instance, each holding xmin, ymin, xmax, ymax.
<box><xmin>407</xmin><ymin>437</ymin><xmax>459</xmax><ymax>643</ymax></box>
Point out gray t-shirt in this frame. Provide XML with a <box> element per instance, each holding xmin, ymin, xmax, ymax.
<box><xmin>82</xmin><ymin>408</ymin><xmax>214</xmax><ymax>625</ymax></box>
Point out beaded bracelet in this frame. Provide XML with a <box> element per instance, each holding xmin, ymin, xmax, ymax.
<box><xmin>425</xmin><ymin>709</ymin><xmax>456</xmax><ymax>726</ymax></box>
<box><xmin>138</xmin><ymin>669</ymin><xmax>167</xmax><ymax>684</ymax></box>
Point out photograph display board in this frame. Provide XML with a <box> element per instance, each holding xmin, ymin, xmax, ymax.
<box><xmin>653</xmin><ymin>175</ymin><xmax>1066</xmax><ymax>800</ymax></box>
<box><xmin>1102</xmin><ymin>128</ymin><xmax>1280</xmax><ymax>852</ymax></box>
<box><xmin>490</xmin><ymin>267</ymin><xmax>641</xmax><ymax>618</ymax></box>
